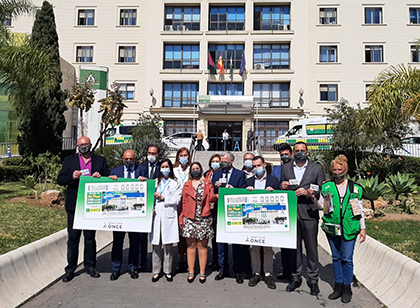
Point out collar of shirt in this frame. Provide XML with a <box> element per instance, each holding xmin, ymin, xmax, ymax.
<box><xmin>293</xmin><ymin>160</ymin><xmax>308</xmax><ymax>170</ymax></box>
<box><xmin>124</xmin><ymin>165</ymin><xmax>134</xmax><ymax>178</ymax></box>
<box><xmin>255</xmin><ymin>174</ymin><xmax>267</xmax><ymax>182</ymax></box>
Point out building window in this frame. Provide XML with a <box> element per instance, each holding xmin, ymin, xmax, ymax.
<box><xmin>165</xmin><ymin>6</ymin><xmax>200</xmax><ymax>31</ymax></box>
<box><xmin>120</xmin><ymin>9</ymin><xmax>137</xmax><ymax>26</ymax></box>
<box><xmin>412</xmin><ymin>45</ymin><xmax>420</xmax><ymax>62</ymax></box>
<box><xmin>118</xmin><ymin>46</ymin><xmax>136</xmax><ymax>63</ymax></box>
<box><xmin>320</xmin><ymin>84</ymin><xmax>337</xmax><ymax>101</ymax></box>
<box><xmin>319</xmin><ymin>8</ymin><xmax>337</xmax><ymax>25</ymax></box>
<box><xmin>365</xmin><ymin>8</ymin><xmax>382</xmax><ymax>24</ymax></box>
<box><xmin>410</xmin><ymin>8</ymin><xmax>420</xmax><ymax>24</ymax></box>
<box><xmin>119</xmin><ymin>83</ymin><xmax>135</xmax><ymax>100</ymax></box>
<box><xmin>253</xmin><ymin>83</ymin><xmax>290</xmax><ymax>108</ymax></box>
<box><xmin>208</xmin><ymin>83</ymin><xmax>243</xmax><ymax>95</ymax></box>
<box><xmin>320</xmin><ymin>46</ymin><xmax>337</xmax><ymax>62</ymax></box>
<box><xmin>253</xmin><ymin>44</ymin><xmax>290</xmax><ymax>69</ymax></box>
<box><xmin>77</xmin><ymin>9</ymin><xmax>95</xmax><ymax>26</ymax></box>
<box><xmin>164</xmin><ymin>44</ymin><xmax>199</xmax><ymax>69</ymax></box>
<box><xmin>165</xmin><ymin>120</ymin><xmax>197</xmax><ymax>135</ymax></box>
<box><xmin>365</xmin><ymin>45</ymin><xmax>383</xmax><ymax>62</ymax></box>
<box><xmin>209</xmin><ymin>6</ymin><xmax>245</xmax><ymax>31</ymax></box>
<box><xmin>2</xmin><ymin>16</ymin><xmax>11</xmax><ymax>26</ymax></box>
<box><xmin>76</xmin><ymin>46</ymin><xmax>93</xmax><ymax>62</ymax></box>
<box><xmin>209</xmin><ymin>44</ymin><xmax>244</xmax><ymax>70</ymax></box>
<box><xmin>254</xmin><ymin>5</ymin><xmax>290</xmax><ymax>30</ymax></box>
<box><xmin>254</xmin><ymin>121</ymin><xmax>289</xmax><ymax>152</ymax></box>
<box><xmin>163</xmin><ymin>82</ymin><xmax>198</xmax><ymax>107</ymax></box>
<box><xmin>365</xmin><ymin>84</ymin><xmax>372</xmax><ymax>101</ymax></box>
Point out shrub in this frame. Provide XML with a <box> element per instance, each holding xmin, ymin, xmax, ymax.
<box><xmin>0</xmin><ymin>166</ymin><xmax>34</xmax><ymax>182</ymax></box>
<box><xmin>356</xmin><ymin>153</ymin><xmax>404</xmax><ymax>182</ymax></box>
<box><xmin>21</xmin><ymin>175</ymin><xmax>38</xmax><ymax>198</ymax></box>
<box><xmin>400</xmin><ymin>156</ymin><xmax>420</xmax><ymax>185</ymax></box>
<box><xmin>386</xmin><ymin>172</ymin><xmax>417</xmax><ymax>200</ymax></box>
<box><xmin>399</xmin><ymin>198</ymin><xmax>418</xmax><ymax>214</ymax></box>
<box><xmin>357</xmin><ymin>175</ymin><xmax>390</xmax><ymax>212</ymax></box>
<box><xmin>1</xmin><ymin>157</ymin><xmax>32</xmax><ymax>166</ymax></box>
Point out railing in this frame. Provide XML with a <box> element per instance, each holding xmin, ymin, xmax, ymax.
<box><xmin>0</xmin><ymin>142</ymin><xmax>19</xmax><ymax>158</ymax></box>
<box><xmin>62</xmin><ymin>137</ymin><xmax>77</xmax><ymax>150</ymax></box>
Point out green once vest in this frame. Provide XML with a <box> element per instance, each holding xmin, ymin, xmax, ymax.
<box><xmin>321</xmin><ymin>180</ymin><xmax>363</xmax><ymax>240</ymax></box>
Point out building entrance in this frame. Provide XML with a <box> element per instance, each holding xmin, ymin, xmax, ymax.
<box><xmin>208</xmin><ymin>121</ymin><xmax>242</xmax><ymax>151</ymax></box>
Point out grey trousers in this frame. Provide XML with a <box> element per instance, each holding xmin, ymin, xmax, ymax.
<box><xmin>152</xmin><ymin>243</ymin><xmax>173</xmax><ymax>275</ymax></box>
<box><xmin>250</xmin><ymin>245</ymin><xmax>274</xmax><ymax>275</ymax></box>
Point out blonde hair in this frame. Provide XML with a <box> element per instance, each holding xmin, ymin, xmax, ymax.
<box><xmin>331</xmin><ymin>154</ymin><xmax>348</xmax><ymax>172</ymax></box>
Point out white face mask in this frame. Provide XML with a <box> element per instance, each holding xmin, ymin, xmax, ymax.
<box><xmin>148</xmin><ymin>155</ymin><xmax>157</xmax><ymax>164</ymax></box>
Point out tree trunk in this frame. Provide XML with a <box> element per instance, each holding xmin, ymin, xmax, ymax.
<box><xmin>79</xmin><ymin>109</ymin><xmax>85</xmax><ymax>136</ymax></box>
<box><xmin>370</xmin><ymin>199</ymin><xmax>376</xmax><ymax>212</ymax></box>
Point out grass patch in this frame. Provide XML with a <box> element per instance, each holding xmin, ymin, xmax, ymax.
<box><xmin>366</xmin><ymin>219</ymin><xmax>420</xmax><ymax>262</ymax></box>
<box><xmin>0</xmin><ymin>182</ymin><xmax>66</xmax><ymax>255</ymax></box>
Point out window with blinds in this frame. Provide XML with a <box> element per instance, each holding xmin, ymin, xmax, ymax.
<box><xmin>118</xmin><ymin>46</ymin><xmax>136</xmax><ymax>63</ymax></box>
<box><xmin>319</xmin><ymin>8</ymin><xmax>337</xmax><ymax>25</ymax></box>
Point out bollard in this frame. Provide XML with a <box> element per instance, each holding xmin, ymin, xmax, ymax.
<box><xmin>7</xmin><ymin>145</ymin><xmax>11</xmax><ymax>157</ymax></box>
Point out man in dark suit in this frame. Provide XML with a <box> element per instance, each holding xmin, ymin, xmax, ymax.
<box><xmin>108</xmin><ymin>150</ymin><xmax>142</xmax><ymax>281</ymax></box>
<box><xmin>57</xmin><ymin>136</ymin><xmax>110</xmax><ymax>283</ymax></box>
<box><xmin>245</xmin><ymin>156</ymin><xmax>279</xmax><ymax>289</ymax></box>
<box><xmin>280</xmin><ymin>141</ymin><xmax>325</xmax><ymax>295</ymax></box>
<box><xmin>211</xmin><ymin>151</ymin><xmax>248</xmax><ymax>284</ymax></box>
<box><xmin>137</xmin><ymin>145</ymin><xmax>161</xmax><ymax>270</ymax></box>
<box><xmin>271</xmin><ymin>143</ymin><xmax>293</xmax><ymax>182</ymax></box>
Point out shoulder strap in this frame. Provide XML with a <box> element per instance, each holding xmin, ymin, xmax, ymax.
<box><xmin>347</xmin><ymin>180</ymin><xmax>354</xmax><ymax>194</ymax></box>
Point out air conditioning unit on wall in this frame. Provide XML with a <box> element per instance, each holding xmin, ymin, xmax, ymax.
<box><xmin>254</xmin><ymin>63</ymin><xmax>266</xmax><ymax>70</ymax></box>
<box><xmin>164</xmin><ymin>25</ymin><xmax>173</xmax><ymax>31</ymax></box>
<box><xmin>177</xmin><ymin>25</ymin><xmax>186</xmax><ymax>31</ymax></box>
<box><xmin>277</xmin><ymin>24</ymin><xmax>289</xmax><ymax>30</ymax></box>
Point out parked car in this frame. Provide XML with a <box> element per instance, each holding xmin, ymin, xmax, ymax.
<box><xmin>162</xmin><ymin>132</ymin><xmax>209</xmax><ymax>151</ymax></box>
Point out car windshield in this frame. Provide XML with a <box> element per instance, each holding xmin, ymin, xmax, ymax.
<box><xmin>286</xmin><ymin>125</ymin><xmax>302</xmax><ymax>136</ymax></box>
<box><xmin>120</xmin><ymin>126</ymin><xmax>135</xmax><ymax>135</ymax></box>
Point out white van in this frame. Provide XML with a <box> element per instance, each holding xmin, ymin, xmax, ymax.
<box><xmin>105</xmin><ymin>121</ymin><xmax>136</xmax><ymax>145</ymax></box>
<box><xmin>273</xmin><ymin>117</ymin><xmax>335</xmax><ymax>151</ymax></box>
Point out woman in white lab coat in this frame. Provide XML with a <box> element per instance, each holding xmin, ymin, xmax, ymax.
<box><xmin>150</xmin><ymin>158</ymin><xmax>182</xmax><ymax>282</ymax></box>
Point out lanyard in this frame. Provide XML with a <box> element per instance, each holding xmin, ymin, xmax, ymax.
<box><xmin>177</xmin><ymin>169</ymin><xmax>188</xmax><ymax>183</ymax></box>
<box><xmin>159</xmin><ymin>179</ymin><xmax>170</xmax><ymax>195</ymax></box>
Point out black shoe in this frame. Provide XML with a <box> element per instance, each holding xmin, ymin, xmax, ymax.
<box><xmin>110</xmin><ymin>271</ymin><xmax>120</xmax><ymax>281</ymax></box>
<box><xmin>86</xmin><ymin>267</ymin><xmax>100</xmax><ymax>278</ymax></box>
<box><xmin>248</xmin><ymin>274</ymin><xmax>260</xmax><ymax>287</ymax></box>
<box><xmin>139</xmin><ymin>263</ymin><xmax>147</xmax><ymax>272</ymax></box>
<box><xmin>328</xmin><ymin>282</ymin><xmax>343</xmax><ymax>300</ymax></box>
<box><xmin>214</xmin><ymin>271</ymin><xmax>226</xmax><ymax>281</ymax></box>
<box><xmin>165</xmin><ymin>273</ymin><xmax>173</xmax><ymax>282</ymax></box>
<box><xmin>187</xmin><ymin>273</ymin><xmax>195</xmax><ymax>283</ymax></box>
<box><xmin>235</xmin><ymin>273</ymin><xmax>244</xmax><ymax>284</ymax></box>
<box><xmin>286</xmin><ymin>278</ymin><xmax>302</xmax><ymax>292</ymax></box>
<box><xmin>308</xmin><ymin>281</ymin><xmax>320</xmax><ymax>296</ymax></box>
<box><xmin>265</xmin><ymin>275</ymin><xmax>276</xmax><ymax>289</ymax></box>
<box><xmin>176</xmin><ymin>261</ymin><xmax>188</xmax><ymax>273</ymax></box>
<box><xmin>152</xmin><ymin>273</ymin><xmax>162</xmax><ymax>283</ymax></box>
<box><xmin>199</xmin><ymin>274</ymin><xmax>206</xmax><ymax>284</ymax></box>
<box><xmin>341</xmin><ymin>284</ymin><xmax>352</xmax><ymax>303</ymax></box>
<box><xmin>62</xmin><ymin>273</ymin><xmax>74</xmax><ymax>283</ymax></box>
<box><xmin>276</xmin><ymin>273</ymin><xmax>292</xmax><ymax>281</ymax></box>
<box><xmin>128</xmin><ymin>269</ymin><xmax>139</xmax><ymax>279</ymax></box>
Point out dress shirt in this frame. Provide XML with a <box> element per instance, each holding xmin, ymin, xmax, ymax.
<box><xmin>254</xmin><ymin>174</ymin><xmax>267</xmax><ymax>190</ymax></box>
<box><xmin>124</xmin><ymin>166</ymin><xmax>134</xmax><ymax>178</ymax></box>
<box><xmin>293</xmin><ymin>160</ymin><xmax>308</xmax><ymax>185</ymax></box>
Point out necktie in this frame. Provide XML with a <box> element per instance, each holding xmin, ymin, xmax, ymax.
<box><xmin>149</xmin><ymin>165</ymin><xmax>155</xmax><ymax>179</ymax></box>
<box><xmin>127</xmin><ymin>168</ymin><xmax>132</xmax><ymax>179</ymax></box>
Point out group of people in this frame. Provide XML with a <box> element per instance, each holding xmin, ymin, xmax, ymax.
<box><xmin>58</xmin><ymin>136</ymin><xmax>366</xmax><ymax>303</ymax></box>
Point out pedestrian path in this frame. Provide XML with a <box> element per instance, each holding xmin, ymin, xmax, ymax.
<box><xmin>20</xmin><ymin>242</ymin><xmax>383</xmax><ymax>308</ymax></box>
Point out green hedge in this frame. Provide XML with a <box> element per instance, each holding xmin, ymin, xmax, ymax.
<box><xmin>0</xmin><ymin>165</ymin><xmax>34</xmax><ymax>182</ymax></box>
<box><xmin>1</xmin><ymin>157</ymin><xmax>32</xmax><ymax>166</ymax></box>
<box><xmin>401</xmin><ymin>156</ymin><xmax>420</xmax><ymax>185</ymax></box>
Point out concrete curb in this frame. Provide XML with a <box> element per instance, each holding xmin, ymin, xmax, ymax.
<box><xmin>0</xmin><ymin>229</ymin><xmax>113</xmax><ymax>308</ymax></box>
<box><xmin>318</xmin><ymin>230</ymin><xmax>420</xmax><ymax>308</ymax></box>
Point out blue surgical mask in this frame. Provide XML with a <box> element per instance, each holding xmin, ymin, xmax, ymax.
<box><xmin>244</xmin><ymin>160</ymin><xmax>253</xmax><ymax>169</ymax></box>
<box><xmin>160</xmin><ymin>168</ymin><xmax>170</xmax><ymax>177</ymax></box>
<box><xmin>179</xmin><ymin>157</ymin><xmax>189</xmax><ymax>165</ymax></box>
<box><xmin>254</xmin><ymin>167</ymin><xmax>265</xmax><ymax>176</ymax></box>
<box><xmin>211</xmin><ymin>162</ymin><xmax>220</xmax><ymax>170</ymax></box>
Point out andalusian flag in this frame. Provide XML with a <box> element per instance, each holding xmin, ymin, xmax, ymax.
<box><xmin>208</xmin><ymin>53</ymin><xmax>217</xmax><ymax>75</ymax></box>
<box><xmin>217</xmin><ymin>52</ymin><xmax>225</xmax><ymax>74</ymax></box>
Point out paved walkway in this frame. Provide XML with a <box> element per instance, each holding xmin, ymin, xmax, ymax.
<box><xmin>21</xmin><ymin>242</ymin><xmax>383</xmax><ymax>308</ymax></box>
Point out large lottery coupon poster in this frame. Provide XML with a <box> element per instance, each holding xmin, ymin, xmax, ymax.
<box><xmin>217</xmin><ymin>188</ymin><xmax>297</xmax><ymax>248</ymax></box>
<box><xmin>73</xmin><ymin>177</ymin><xmax>155</xmax><ymax>232</ymax></box>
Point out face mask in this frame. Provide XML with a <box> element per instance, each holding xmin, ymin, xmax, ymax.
<box><xmin>244</xmin><ymin>160</ymin><xmax>253</xmax><ymax>169</ymax></box>
<box><xmin>79</xmin><ymin>145</ymin><xmax>91</xmax><ymax>154</ymax></box>
<box><xmin>179</xmin><ymin>157</ymin><xmax>189</xmax><ymax>166</ymax></box>
<box><xmin>281</xmin><ymin>155</ymin><xmax>291</xmax><ymax>164</ymax></box>
<box><xmin>124</xmin><ymin>160</ymin><xmax>135</xmax><ymax>169</ymax></box>
<box><xmin>211</xmin><ymin>162</ymin><xmax>220</xmax><ymax>170</ymax></box>
<box><xmin>220</xmin><ymin>162</ymin><xmax>230</xmax><ymax>170</ymax></box>
<box><xmin>254</xmin><ymin>167</ymin><xmax>265</xmax><ymax>176</ymax></box>
<box><xmin>160</xmin><ymin>168</ymin><xmax>170</xmax><ymax>177</ymax></box>
<box><xmin>148</xmin><ymin>155</ymin><xmax>157</xmax><ymax>164</ymax></box>
<box><xmin>332</xmin><ymin>172</ymin><xmax>346</xmax><ymax>181</ymax></box>
<box><xmin>294</xmin><ymin>151</ymin><xmax>307</xmax><ymax>162</ymax></box>
<box><xmin>191</xmin><ymin>170</ymin><xmax>202</xmax><ymax>179</ymax></box>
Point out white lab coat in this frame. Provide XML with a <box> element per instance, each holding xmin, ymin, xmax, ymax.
<box><xmin>150</xmin><ymin>178</ymin><xmax>182</xmax><ymax>245</ymax></box>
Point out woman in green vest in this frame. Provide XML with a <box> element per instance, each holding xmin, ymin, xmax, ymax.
<box><xmin>320</xmin><ymin>155</ymin><xmax>366</xmax><ymax>303</ymax></box>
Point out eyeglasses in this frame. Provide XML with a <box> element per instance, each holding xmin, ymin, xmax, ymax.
<box><xmin>78</xmin><ymin>143</ymin><xmax>91</xmax><ymax>147</ymax></box>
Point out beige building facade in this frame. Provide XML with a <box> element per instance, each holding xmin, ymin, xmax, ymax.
<box><xmin>10</xmin><ymin>0</ymin><xmax>420</xmax><ymax>151</ymax></box>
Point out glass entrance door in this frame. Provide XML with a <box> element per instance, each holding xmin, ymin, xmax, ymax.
<box><xmin>208</xmin><ymin>121</ymin><xmax>242</xmax><ymax>151</ymax></box>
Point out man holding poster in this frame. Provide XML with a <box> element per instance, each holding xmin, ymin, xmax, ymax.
<box><xmin>245</xmin><ymin>156</ymin><xmax>279</xmax><ymax>289</ymax></box>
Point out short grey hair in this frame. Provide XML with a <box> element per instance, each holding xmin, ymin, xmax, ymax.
<box><xmin>221</xmin><ymin>151</ymin><xmax>235</xmax><ymax>162</ymax></box>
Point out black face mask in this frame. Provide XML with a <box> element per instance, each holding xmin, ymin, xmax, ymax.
<box><xmin>332</xmin><ymin>172</ymin><xmax>346</xmax><ymax>181</ymax></box>
<box><xmin>191</xmin><ymin>170</ymin><xmax>202</xmax><ymax>179</ymax></box>
<box><xmin>281</xmin><ymin>155</ymin><xmax>291</xmax><ymax>164</ymax></box>
<box><xmin>79</xmin><ymin>145</ymin><xmax>91</xmax><ymax>154</ymax></box>
<box><xmin>294</xmin><ymin>151</ymin><xmax>307</xmax><ymax>162</ymax></box>
<box><xmin>124</xmin><ymin>160</ymin><xmax>135</xmax><ymax>169</ymax></box>
<box><xmin>220</xmin><ymin>162</ymin><xmax>230</xmax><ymax>170</ymax></box>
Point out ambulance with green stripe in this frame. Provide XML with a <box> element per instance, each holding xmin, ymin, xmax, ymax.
<box><xmin>105</xmin><ymin>121</ymin><xmax>136</xmax><ymax>145</ymax></box>
<box><xmin>273</xmin><ymin>117</ymin><xmax>335</xmax><ymax>151</ymax></box>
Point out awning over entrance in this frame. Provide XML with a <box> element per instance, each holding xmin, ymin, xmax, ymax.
<box><xmin>197</xmin><ymin>95</ymin><xmax>254</xmax><ymax>115</ymax></box>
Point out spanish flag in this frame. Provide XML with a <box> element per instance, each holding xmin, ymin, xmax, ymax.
<box><xmin>217</xmin><ymin>52</ymin><xmax>225</xmax><ymax>74</ymax></box>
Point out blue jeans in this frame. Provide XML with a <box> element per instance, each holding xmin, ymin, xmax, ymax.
<box><xmin>327</xmin><ymin>235</ymin><xmax>356</xmax><ymax>285</ymax></box>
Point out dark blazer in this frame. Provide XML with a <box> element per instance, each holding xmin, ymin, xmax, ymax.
<box><xmin>138</xmin><ymin>161</ymin><xmax>160</xmax><ymax>179</ymax></box>
<box><xmin>271</xmin><ymin>165</ymin><xmax>282</xmax><ymax>182</ymax></box>
<box><xmin>280</xmin><ymin>161</ymin><xmax>325</xmax><ymax>220</ymax></box>
<box><xmin>110</xmin><ymin>165</ymin><xmax>141</xmax><ymax>178</ymax></box>
<box><xmin>57</xmin><ymin>153</ymin><xmax>110</xmax><ymax>211</ymax></box>
<box><xmin>246</xmin><ymin>173</ymin><xmax>279</xmax><ymax>190</ymax></box>
<box><xmin>211</xmin><ymin>167</ymin><xmax>246</xmax><ymax>192</ymax></box>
